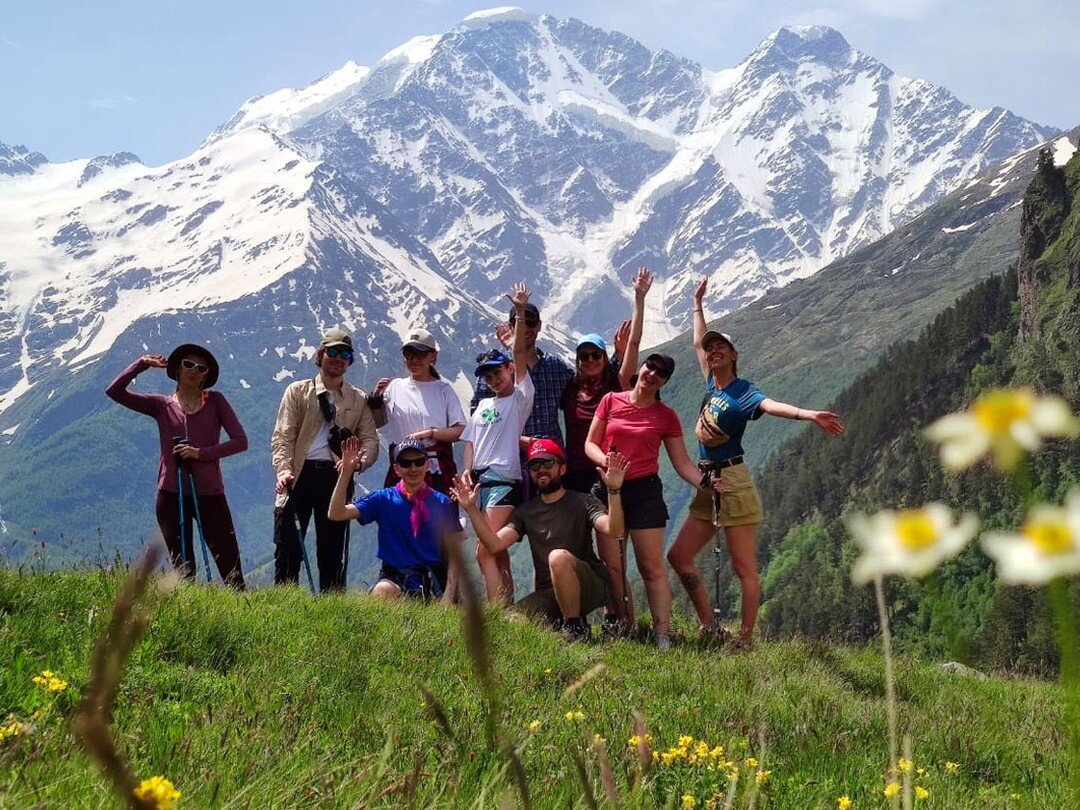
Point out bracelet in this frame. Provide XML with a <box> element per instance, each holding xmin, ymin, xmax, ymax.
<box><xmin>693</xmin><ymin>308</ymin><xmax>703</xmax><ymax>313</ymax></box>
<box><xmin>607</xmin><ymin>488</ymin><xmax>621</xmax><ymax>495</ymax></box>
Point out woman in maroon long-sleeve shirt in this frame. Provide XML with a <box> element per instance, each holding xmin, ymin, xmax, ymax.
<box><xmin>106</xmin><ymin>343</ymin><xmax>248</xmax><ymax>587</ymax></box>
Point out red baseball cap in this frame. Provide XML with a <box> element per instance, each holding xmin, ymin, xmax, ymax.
<box><xmin>527</xmin><ymin>438</ymin><xmax>565</xmax><ymax>461</ymax></box>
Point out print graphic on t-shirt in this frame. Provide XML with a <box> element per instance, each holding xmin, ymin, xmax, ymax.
<box><xmin>479</xmin><ymin>406</ymin><xmax>501</xmax><ymax>424</ymax></box>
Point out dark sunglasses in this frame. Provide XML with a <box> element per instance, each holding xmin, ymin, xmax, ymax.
<box><xmin>577</xmin><ymin>350</ymin><xmax>604</xmax><ymax>362</ymax></box>
<box><xmin>475</xmin><ymin>349</ymin><xmax>508</xmax><ymax>364</ymax></box>
<box><xmin>324</xmin><ymin>346</ymin><xmax>354</xmax><ymax>361</ymax></box>
<box><xmin>395</xmin><ymin>456</ymin><xmax>427</xmax><ymax>468</ymax></box>
<box><xmin>526</xmin><ymin>458</ymin><xmax>559</xmax><ymax>471</ymax></box>
<box><xmin>403</xmin><ymin>348</ymin><xmax>432</xmax><ymax>359</ymax></box>
<box><xmin>180</xmin><ymin>359</ymin><xmax>209</xmax><ymax>373</ymax></box>
<box><xmin>644</xmin><ymin>360</ymin><xmax>671</xmax><ymax>379</ymax></box>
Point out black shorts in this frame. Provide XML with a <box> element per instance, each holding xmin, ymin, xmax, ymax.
<box><xmin>377</xmin><ymin>562</ymin><xmax>447</xmax><ymax>600</ymax></box>
<box><xmin>592</xmin><ymin>474</ymin><xmax>668</xmax><ymax>531</ymax></box>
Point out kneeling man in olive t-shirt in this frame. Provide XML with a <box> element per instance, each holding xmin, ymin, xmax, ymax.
<box><xmin>453</xmin><ymin>439</ymin><xmax>627</xmax><ymax>641</ymax></box>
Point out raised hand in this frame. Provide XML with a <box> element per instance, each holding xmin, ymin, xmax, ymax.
<box><xmin>450</xmin><ymin>471</ymin><xmax>480</xmax><ymax>512</ymax></box>
<box><xmin>632</xmin><ymin>267</ymin><xmax>653</xmax><ymax>298</ymax></box>
<box><xmin>694</xmin><ymin>277</ymin><xmax>708</xmax><ymax>302</ymax></box>
<box><xmin>140</xmin><ymin>354</ymin><xmax>168</xmax><ymax>368</ymax></box>
<box><xmin>372</xmin><ymin>377</ymin><xmax>391</xmax><ymax>397</ymax></box>
<box><xmin>341</xmin><ymin>436</ymin><xmax>365</xmax><ymax>473</ymax></box>
<box><xmin>506</xmin><ymin>281</ymin><xmax>531</xmax><ymax>310</ymax></box>
<box><xmin>598</xmin><ymin>451</ymin><xmax>630</xmax><ymax>490</ymax></box>
<box><xmin>612</xmin><ymin>319</ymin><xmax>631</xmax><ymax>360</ymax></box>
<box><xmin>812</xmin><ymin>410</ymin><xmax>845</xmax><ymax>436</ymax></box>
<box><xmin>495</xmin><ymin>321</ymin><xmax>513</xmax><ymax>349</ymax></box>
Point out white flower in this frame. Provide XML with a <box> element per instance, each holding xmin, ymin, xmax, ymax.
<box><xmin>848</xmin><ymin>503</ymin><xmax>979</xmax><ymax>585</ymax></box>
<box><xmin>925</xmin><ymin>388</ymin><xmax>1078</xmax><ymax>472</ymax></box>
<box><xmin>981</xmin><ymin>490</ymin><xmax>1080</xmax><ymax>584</ymax></box>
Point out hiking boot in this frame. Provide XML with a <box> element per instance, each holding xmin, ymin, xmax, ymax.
<box><xmin>561</xmin><ymin>618</ymin><xmax>591</xmax><ymax>644</ymax></box>
<box><xmin>726</xmin><ymin>637</ymin><xmax>754</xmax><ymax>653</ymax></box>
<box><xmin>655</xmin><ymin>633</ymin><xmax>672</xmax><ymax>652</ymax></box>
<box><xmin>698</xmin><ymin>621</ymin><xmax>733</xmax><ymax>648</ymax></box>
<box><xmin>601</xmin><ymin>614</ymin><xmax>626</xmax><ymax>640</ymax></box>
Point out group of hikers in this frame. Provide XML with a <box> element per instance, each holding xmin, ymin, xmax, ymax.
<box><xmin>106</xmin><ymin>270</ymin><xmax>844</xmax><ymax>648</ymax></box>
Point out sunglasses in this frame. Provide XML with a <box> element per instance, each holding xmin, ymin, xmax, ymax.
<box><xmin>403</xmin><ymin>348</ymin><xmax>432</xmax><ymax>360</ymax></box>
<box><xmin>526</xmin><ymin>458</ymin><xmax>559</xmax><ymax>471</ymax></box>
<box><xmin>644</xmin><ymin>360</ymin><xmax>671</xmax><ymax>379</ymax></box>
<box><xmin>510</xmin><ymin>318</ymin><xmax>541</xmax><ymax>328</ymax></box>
<box><xmin>324</xmin><ymin>346</ymin><xmax>354</xmax><ymax>361</ymax></box>
<box><xmin>180</xmin><ymin>359</ymin><xmax>209</xmax><ymax>373</ymax></box>
<box><xmin>395</xmin><ymin>456</ymin><xmax>427</xmax><ymax>468</ymax></box>
<box><xmin>475</xmin><ymin>349</ymin><xmax>510</xmax><ymax>365</ymax></box>
<box><xmin>577</xmin><ymin>350</ymin><xmax>604</xmax><ymax>362</ymax></box>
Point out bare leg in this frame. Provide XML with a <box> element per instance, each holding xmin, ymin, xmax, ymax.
<box><xmin>595</xmin><ymin>530</ymin><xmax>634</xmax><ymax>625</ymax></box>
<box><xmin>724</xmin><ymin>523</ymin><xmax>760</xmax><ymax>643</ymax></box>
<box><xmin>630</xmin><ymin>528</ymin><xmax>670</xmax><ymax>636</ymax></box>
<box><xmin>476</xmin><ymin>506</ymin><xmax>514</xmax><ymax>604</ymax></box>
<box><xmin>372</xmin><ymin>580</ymin><xmax>403</xmax><ymax>599</ymax></box>
<box><xmin>549</xmin><ymin>549</ymin><xmax>581</xmax><ymax>618</ymax></box>
<box><xmin>667</xmin><ymin>515</ymin><xmax>717</xmax><ymax>626</ymax></box>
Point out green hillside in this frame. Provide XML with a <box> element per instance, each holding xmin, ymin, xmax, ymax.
<box><xmin>0</xmin><ymin>570</ymin><xmax>1070</xmax><ymax>807</ymax></box>
<box><xmin>750</xmin><ymin>146</ymin><xmax>1080</xmax><ymax>674</ymax></box>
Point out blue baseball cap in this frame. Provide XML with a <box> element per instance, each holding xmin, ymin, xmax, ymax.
<box><xmin>394</xmin><ymin>439</ymin><xmax>428</xmax><ymax>461</ymax></box>
<box><xmin>474</xmin><ymin>348</ymin><xmax>513</xmax><ymax>376</ymax></box>
<box><xmin>576</xmin><ymin>334</ymin><xmax>607</xmax><ymax>353</ymax></box>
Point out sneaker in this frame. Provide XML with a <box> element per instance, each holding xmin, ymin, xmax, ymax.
<box><xmin>698</xmin><ymin>621</ymin><xmax>733</xmax><ymax>647</ymax></box>
<box><xmin>655</xmin><ymin>633</ymin><xmax>672</xmax><ymax>651</ymax></box>
<box><xmin>560</xmin><ymin>618</ymin><xmax>591</xmax><ymax>644</ymax></box>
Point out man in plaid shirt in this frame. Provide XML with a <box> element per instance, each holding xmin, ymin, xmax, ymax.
<box><xmin>470</xmin><ymin>301</ymin><xmax>574</xmax><ymax>447</ymax></box>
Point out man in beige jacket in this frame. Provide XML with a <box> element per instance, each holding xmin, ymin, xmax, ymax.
<box><xmin>271</xmin><ymin>328</ymin><xmax>379</xmax><ymax>591</ymax></box>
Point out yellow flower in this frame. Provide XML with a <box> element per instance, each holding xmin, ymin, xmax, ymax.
<box><xmin>32</xmin><ymin>670</ymin><xmax>68</xmax><ymax>693</ymax></box>
<box><xmin>593</xmin><ymin>733</ymin><xmax>606</xmax><ymax>745</ymax></box>
<box><xmin>696</xmin><ymin>741</ymin><xmax>711</xmax><ymax>758</ymax></box>
<box><xmin>132</xmin><ymin>776</ymin><xmax>181</xmax><ymax>809</ymax></box>
<box><xmin>0</xmin><ymin>720</ymin><xmax>27</xmax><ymax>742</ymax></box>
<box><xmin>849</xmin><ymin>504</ymin><xmax>978</xmax><ymax>584</ymax></box>
<box><xmin>755</xmin><ymin>769</ymin><xmax>772</xmax><ymax>785</ymax></box>
<box><xmin>527</xmin><ymin>720</ymin><xmax>541</xmax><ymax>733</ymax></box>
<box><xmin>897</xmin><ymin>758</ymin><xmax>913</xmax><ymax>773</ymax></box>
<box><xmin>565</xmin><ymin>710</ymin><xmax>585</xmax><ymax>722</ymax></box>
<box><xmin>915</xmin><ymin>786</ymin><xmax>929</xmax><ymax>801</ymax></box>
<box><xmin>884</xmin><ymin>782</ymin><xmax>901</xmax><ymax>798</ymax></box>
<box><xmin>926</xmin><ymin>388</ymin><xmax>1078</xmax><ymax>472</ymax></box>
<box><xmin>916</xmin><ymin>767</ymin><xmax>927</xmax><ymax>778</ymax></box>
<box><xmin>745</xmin><ymin>757</ymin><xmax>759</xmax><ymax>768</ymax></box>
<box><xmin>981</xmin><ymin>490</ymin><xmax>1080</xmax><ymax>584</ymax></box>
<box><xmin>681</xmin><ymin>795</ymin><xmax>697</xmax><ymax>809</ymax></box>
<box><xmin>544</xmin><ymin>668</ymin><xmax>553</xmax><ymax>676</ymax></box>
<box><xmin>678</xmin><ymin>735</ymin><xmax>694</xmax><ymax>749</ymax></box>
<box><xmin>837</xmin><ymin>797</ymin><xmax>853</xmax><ymax>810</ymax></box>
<box><xmin>944</xmin><ymin>761</ymin><xmax>960</xmax><ymax>774</ymax></box>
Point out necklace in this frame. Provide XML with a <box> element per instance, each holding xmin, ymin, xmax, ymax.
<box><xmin>175</xmin><ymin>392</ymin><xmax>203</xmax><ymax>414</ymax></box>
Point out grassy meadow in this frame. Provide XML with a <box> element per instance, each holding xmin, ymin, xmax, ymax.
<box><xmin>0</xmin><ymin>568</ymin><xmax>1069</xmax><ymax>808</ymax></box>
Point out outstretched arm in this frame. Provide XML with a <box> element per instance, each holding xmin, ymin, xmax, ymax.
<box><xmin>759</xmin><ymin>398</ymin><xmax>845</xmax><ymax>435</ymax></box>
<box><xmin>506</xmin><ymin>282</ymin><xmax>532</xmax><ymax>384</ymax></box>
<box><xmin>594</xmin><ymin>451</ymin><xmax>629</xmax><ymax>538</ymax></box>
<box><xmin>450</xmin><ymin>472</ymin><xmax>520</xmax><ymax>554</ymax></box>
<box><xmin>692</xmin><ymin>278</ymin><xmax>710</xmax><ymax>379</ymax></box>
<box><xmin>618</xmin><ymin>268</ymin><xmax>652</xmax><ymax>390</ymax></box>
<box><xmin>328</xmin><ymin>437</ymin><xmax>366</xmax><ymax>521</ymax></box>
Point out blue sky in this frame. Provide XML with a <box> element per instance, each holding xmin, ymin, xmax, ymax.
<box><xmin>1</xmin><ymin>1</ymin><xmax>1074</xmax><ymax>166</ymax></box>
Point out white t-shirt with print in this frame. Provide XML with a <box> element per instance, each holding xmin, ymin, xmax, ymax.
<box><xmin>461</xmin><ymin>372</ymin><xmax>535</xmax><ymax>479</ymax></box>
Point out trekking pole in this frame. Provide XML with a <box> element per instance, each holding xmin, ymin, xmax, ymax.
<box><xmin>342</xmin><ymin>522</ymin><xmax>351</xmax><ymax>587</ymax></box>
<box><xmin>176</xmin><ymin>465</ymin><xmax>190</xmax><ymax>571</ymax></box>
<box><xmin>285</xmin><ymin>484</ymin><xmax>316</xmax><ymax>594</ymax></box>
<box><xmin>712</xmin><ymin>489</ymin><xmax>724</xmax><ymax>623</ymax></box>
<box><xmin>185</xmin><ymin>469</ymin><xmax>213</xmax><ymax>583</ymax></box>
<box><xmin>619</xmin><ymin>533</ymin><xmax>631</xmax><ymax>631</ymax></box>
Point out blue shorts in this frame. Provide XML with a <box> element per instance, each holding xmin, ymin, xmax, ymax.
<box><xmin>473</xmin><ymin>470</ymin><xmax>522</xmax><ymax>510</ymax></box>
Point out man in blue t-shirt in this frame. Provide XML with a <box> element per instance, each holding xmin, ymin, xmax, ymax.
<box><xmin>329</xmin><ymin>437</ymin><xmax>459</xmax><ymax>602</ymax></box>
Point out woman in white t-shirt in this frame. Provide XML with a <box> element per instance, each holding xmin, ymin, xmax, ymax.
<box><xmin>369</xmin><ymin>328</ymin><xmax>467</xmax><ymax>497</ymax></box>
<box><xmin>460</xmin><ymin>283</ymin><xmax>534</xmax><ymax>604</ymax></box>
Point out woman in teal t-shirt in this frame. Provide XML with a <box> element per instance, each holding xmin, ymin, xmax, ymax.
<box><xmin>667</xmin><ymin>278</ymin><xmax>845</xmax><ymax>649</ymax></box>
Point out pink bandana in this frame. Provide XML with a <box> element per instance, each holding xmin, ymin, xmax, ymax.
<box><xmin>396</xmin><ymin>480</ymin><xmax>431</xmax><ymax>536</ymax></box>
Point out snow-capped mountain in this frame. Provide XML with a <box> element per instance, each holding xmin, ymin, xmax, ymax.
<box><xmin>0</xmin><ymin>9</ymin><xmax>1056</xmax><ymax>570</ymax></box>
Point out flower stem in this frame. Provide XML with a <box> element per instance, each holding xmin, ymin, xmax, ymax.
<box><xmin>1049</xmin><ymin>578</ymin><xmax>1080</xmax><ymax>802</ymax></box>
<box><xmin>874</xmin><ymin>576</ymin><xmax>899</xmax><ymax>785</ymax></box>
